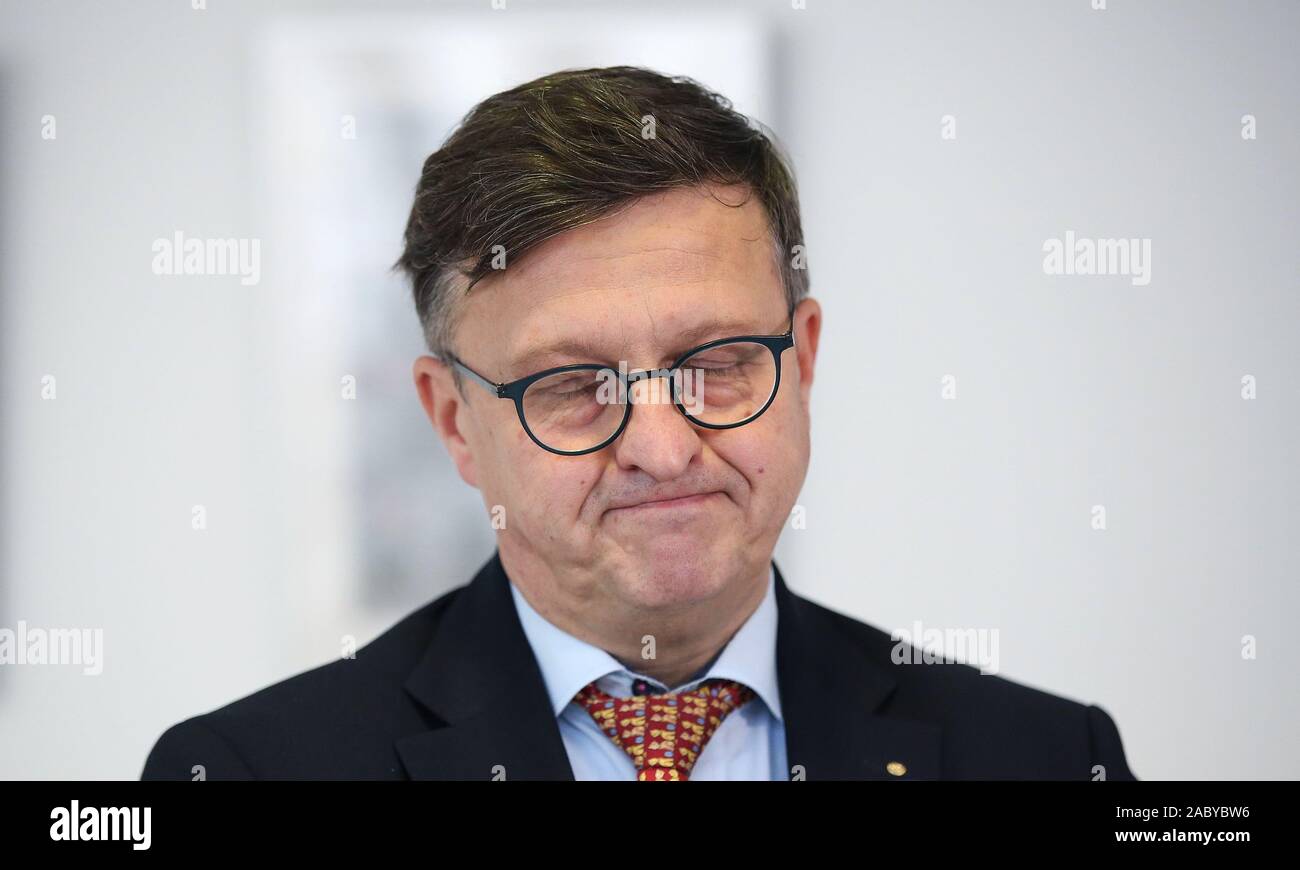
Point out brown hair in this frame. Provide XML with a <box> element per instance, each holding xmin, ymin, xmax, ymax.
<box><xmin>395</xmin><ymin>65</ymin><xmax>808</xmax><ymax>367</ymax></box>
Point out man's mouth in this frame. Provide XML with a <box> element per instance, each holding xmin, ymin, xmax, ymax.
<box><xmin>606</xmin><ymin>491</ymin><xmax>725</xmax><ymax>515</ymax></box>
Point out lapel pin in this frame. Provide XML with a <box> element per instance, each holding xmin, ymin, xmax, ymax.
<box><xmin>886</xmin><ymin>761</ymin><xmax>907</xmax><ymax>777</ymax></box>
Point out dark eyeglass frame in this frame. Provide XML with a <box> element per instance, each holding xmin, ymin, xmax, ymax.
<box><xmin>448</xmin><ymin>320</ymin><xmax>796</xmax><ymax>456</ymax></box>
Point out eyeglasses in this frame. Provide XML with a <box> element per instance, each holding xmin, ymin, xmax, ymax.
<box><xmin>448</xmin><ymin>319</ymin><xmax>796</xmax><ymax>456</ymax></box>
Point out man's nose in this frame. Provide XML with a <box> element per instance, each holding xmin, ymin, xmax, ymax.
<box><xmin>610</xmin><ymin>373</ymin><xmax>701</xmax><ymax>479</ymax></box>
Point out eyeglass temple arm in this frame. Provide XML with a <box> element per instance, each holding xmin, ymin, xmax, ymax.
<box><xmin>449</xmin><ymin>356</ymin><xmax>504</xmax><ymax>396</ymax></box>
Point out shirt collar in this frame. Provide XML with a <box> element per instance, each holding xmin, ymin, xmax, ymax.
<box><xmin>509</xmin><ymin>565</ymin><xmax>783</xmax><ymax>722</ymax></box>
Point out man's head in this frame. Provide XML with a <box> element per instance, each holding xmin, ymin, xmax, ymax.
<box><xmin>401</xmin><ymin>66</ymin><xmax>820</xmax><ymax>631</ymax></box>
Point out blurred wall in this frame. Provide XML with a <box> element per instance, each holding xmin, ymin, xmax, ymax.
<box><xmin>1</xmin><ymin>0</ymin><xmax>1296</xmax><ymax>779</ymax></box>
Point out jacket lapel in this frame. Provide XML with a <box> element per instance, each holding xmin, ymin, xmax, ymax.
<box><xmin>396</xmin><ymin>552</ymin><xmax>943</xmax><ymax>780</ymax></box>
<box><xmin>396</xmin><ymin>552</ymin><xmax>575</xmax><ymax>780</ymax></box>
<box><xmin>774</xmin><ymin>562</ymin><xmax>943</xmax><ymax>780</ymax></box>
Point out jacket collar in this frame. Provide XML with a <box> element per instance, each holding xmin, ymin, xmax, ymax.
<box><xmin>396</xmin><ymin>550</ymin><xmax>941</xmax><ymax>780</ymax></box>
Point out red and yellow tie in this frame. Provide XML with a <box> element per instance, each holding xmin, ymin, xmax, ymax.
<box><xmin>574</xmin><ymin>678</ymin><xmax>755</xmax><ymax>781</ymax></box>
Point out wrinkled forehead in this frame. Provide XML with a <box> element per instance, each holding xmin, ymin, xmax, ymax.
<box><xmin>452</xmin><ymin>186</ymin><xmax>787</xmax><ymax>380</ymax></box>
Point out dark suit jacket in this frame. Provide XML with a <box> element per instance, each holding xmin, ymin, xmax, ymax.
<box><xmin>141</xmin><ymin>551</ymin><xmax>1137</xmax><ymax>780</ymax></box>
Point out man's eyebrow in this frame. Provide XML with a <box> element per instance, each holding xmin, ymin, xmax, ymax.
<box><xmin>506</xmin><ymin>318</ymin><xmax>776</xmax><ymax>376</ymax></box>
<box><xmin>506</xmin><ymin>336</ymin><xmax>609</xmax><ymax>376</ymax></box>
<box><xmin>663</xmin><ymin>318</ymin><xmax>775</xmax><ymax>352</ymax></box>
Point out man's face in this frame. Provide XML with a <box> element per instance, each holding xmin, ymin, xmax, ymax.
<box><xmin>415</xmin><ymin>183</ymin><xmax>821</xmax><ymax>613</ymax></box>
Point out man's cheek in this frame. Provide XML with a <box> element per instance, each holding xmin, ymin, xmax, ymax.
<box><xmin>526</xmin><ymin>470</ymin><xmax>589</xmax><ymax>525</ymax></box>
<box><xmin>727</xmin><ymin>430</ymin><xmax>786</xmax><ymax>479</ymax></box>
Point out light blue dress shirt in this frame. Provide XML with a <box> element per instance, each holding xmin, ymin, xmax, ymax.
<box><xmin>509</xmin><ymin>566</ymin><xmax>788</xmax><ymax>781</ymax></box>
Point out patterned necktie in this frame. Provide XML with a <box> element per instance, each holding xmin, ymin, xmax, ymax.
<box><xmin>574</xmin><ymin>677</ymin><xmax>756</xmax><ymax>781</ymax></box>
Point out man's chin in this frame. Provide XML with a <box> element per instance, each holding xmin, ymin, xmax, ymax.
<box><xmin>606</xmin><ymin>535</ymin><xmax>736</xmax><ymax>609</ymax></box>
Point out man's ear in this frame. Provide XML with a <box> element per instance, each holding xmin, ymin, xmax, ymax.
<box><xmin>413</xmin><ymin>356</ymin><xmax>479</xmax><ymax>489</ymax></box>
<box><xmin>792</xmin><ymin>297</ymin><xmax>822</xmax><ymax>409</ymax></box>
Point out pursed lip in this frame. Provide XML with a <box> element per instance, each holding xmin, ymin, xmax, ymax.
<box><xmin>606</xmin><ymin>490</ymin><xmax>724</xmax><ymax>514</ymax></box>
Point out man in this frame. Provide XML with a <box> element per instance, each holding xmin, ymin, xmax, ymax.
<box><xmin>142</xmin><ymin>66</ymin><xmax>1136</xmax><ymax>781</ymax></box>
